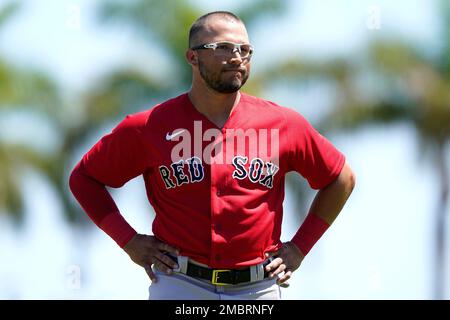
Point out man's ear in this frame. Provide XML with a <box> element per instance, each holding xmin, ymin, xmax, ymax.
<box><xmin>186</xmin><ymin>49</ymin><xmax>198</xmax><ymax>66</ymax></box>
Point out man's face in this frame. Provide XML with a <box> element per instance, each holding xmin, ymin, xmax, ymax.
<box><xmin>193</xmin><ymin>20</ymin><xmax>251</xmax><ymax>94</ymax></box>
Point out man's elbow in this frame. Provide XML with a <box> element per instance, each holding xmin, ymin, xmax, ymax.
<box><xmin>342</xmin><ymin>162</ymin><xmax>356</xmax><ymax>196</ymax></box>
<box><xmin>69</xmin><ymin>162</ymin><xmax>84</xmax><ymax>195</ymax></box>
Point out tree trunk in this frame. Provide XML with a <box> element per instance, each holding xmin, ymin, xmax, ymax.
<box><xmin>434</xmin><ymin>142</ymin><xmax>449</xmax><ymax>299</ymax></box>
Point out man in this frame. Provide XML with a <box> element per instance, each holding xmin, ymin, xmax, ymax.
<box><xmin>69</xmin><ymin>11</ymin><xmax>356</xmax><ymax>300</ymax></box>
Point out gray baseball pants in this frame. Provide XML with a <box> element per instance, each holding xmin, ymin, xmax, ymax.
<box><xmin>148</xmin><ymin>256</ymin><xmax>281</xmax><ymax>300</ymax></box>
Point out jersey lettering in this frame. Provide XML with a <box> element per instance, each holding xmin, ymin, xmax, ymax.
<box><xmin>186</xmin><ymin>156</ymin><xmax>204</xmax><ymax>183</ymax></box>
<box><xmin>160</xmin><ymin>156</ymin><xmax>279</xmax><ymax>190</ymax></box>
<box><xmin>248</xmin><ymin>158</ymin><xmax>264</xmax><ymax>183</ymax></box>
<box><xmin>159</xmin><ymin>165</ymin><xmax>176</xmax><ymax>189</ymax></box>
<box><xmin>259</xmin><ymin>162</ymin><xmax>280</xmax><ymax>188</ymax></box>
<box><xmin>171</xmin><ymin>160</ymin><xmax>190</xmax><ymax>186</ymax></box>
<box><xmin>232</xmin><ymin>156</ymin><xmax>248</xmax><ymax>180</ymax></box>
<box><xmin>159</xmin><ymin>158</ymin><xmax>205</xmax><ymax>189</ymax></box>
<box><xmin>232</xmin><ymin>156</ymin><xmax>279</xmax><ymax>189</ymax></box>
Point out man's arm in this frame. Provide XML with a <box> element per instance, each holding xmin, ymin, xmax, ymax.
<box><xmin>307</xmin><ymin>160</ymin><xmax>356</xmax><ymax>225</ymax></box>
<box><xmin>69</xmin><ymin>113</ymin><xmax>180</xmax><ymax>282</ymax></box>
<box><xmin>265</xmin><ymin>161</ymin><xmax>356</xmax><ymax>284</ymax></box>
<box><xmin>69</xmin><ymin>162</ymin><xmax>179</xmax><ymax>282</ymax></box>
<box><xmin>69</xmin><ymin>162</ymin><xmax>178</xmax><ymax>281</ymax></box>
<box><xmin>69</xmin><ymin>161</ymin><xmax>138</xmax><ymax>247</ymax></box>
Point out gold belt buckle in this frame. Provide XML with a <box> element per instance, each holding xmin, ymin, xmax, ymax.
<box><xmin>211</xmin><ymin>269</ymin><xmax>231</xmax><ymax>285</ymax></box>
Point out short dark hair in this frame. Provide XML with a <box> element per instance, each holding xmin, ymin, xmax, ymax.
<box><xmin>188</xmin><ymin>11</ymin><xmax>243</xmax><ymax>48</ymax></box>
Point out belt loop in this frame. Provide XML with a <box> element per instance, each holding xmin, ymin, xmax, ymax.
<box><xmin>257</xmin><ymin>262</ymin><xmax>265</xmax><ymax>281</ymax></box>
<box><xmin>250</xmin><ymin>264</ymin><xmax>258</xmax><ymax>282</ymax></box>
<box><xmin>176</xmin><ymin>256</ymin><xmax>188</xmax><ymax>274</ymax></box>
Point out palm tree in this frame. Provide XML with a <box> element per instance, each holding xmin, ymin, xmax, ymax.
<box><xmin>324</xmin><ymin>39</ymin><xmax>450</xmax><ymax>299</ymax></box>
<box><xmin>256</xmin><ymin>2</ymin><xmax>449</xmax><ymax>299</ymax></box>
<box><xmin>0</xmin><ymin>2</ymin><xmax>62</xmax><ymax>224</ymax></box>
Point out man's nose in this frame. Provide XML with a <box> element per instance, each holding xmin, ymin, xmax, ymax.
<box><xmin>229</xmin><ymin>50</ymin><xmax>243</xmax><ymax>64</ymax></box>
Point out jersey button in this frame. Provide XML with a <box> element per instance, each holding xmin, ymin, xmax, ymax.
<box><xmin>216</xmin><ymin>190</ymin><xmax>221</xmax><ymax>196</ymax></box>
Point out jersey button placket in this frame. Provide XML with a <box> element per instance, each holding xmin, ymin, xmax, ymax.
<box><xmin>210</xmin><ymin>132</ymin><xmax>226</xmax><ymax>266</ymax></box>
<box><xmin>210</xmin><ymin>154</ymin><xmax>219</xmax><ymax>266</ymax></box>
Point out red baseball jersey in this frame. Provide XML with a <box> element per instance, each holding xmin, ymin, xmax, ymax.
<box><xmin>70</xmin><ymin>92</ymin><xmax>345</xmax><ymax>268</ymax></box>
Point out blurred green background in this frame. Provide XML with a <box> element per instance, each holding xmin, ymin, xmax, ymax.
<box><xmin>0</xmin><ymin>0</ymin><xmax>449</xmax><ymax>299</ymax></box>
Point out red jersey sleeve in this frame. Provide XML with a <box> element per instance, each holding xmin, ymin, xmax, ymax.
<box><xmin>69</xmin><ymin>161</ymin><xmax>137</xmax><ymax>247</ymax></box>
<box><xmin>286</xmin><ymin>110</ymin><xmax>345</xmax><ymax>189</ymax></box>
<box><xmin>69</xmin><ymin>112</ymin><xmax>151</xmax><ymax>248</ymax></box>
<box><xmin>81</xmin><ymin>113</ymin><xmax>151</xmax><ymax>187</ymax></box>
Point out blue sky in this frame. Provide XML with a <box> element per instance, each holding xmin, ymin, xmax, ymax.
<box><xmin>0</xmin><ymin>0</ymin><xmax>448</xmax><ymax>299</ymax></box>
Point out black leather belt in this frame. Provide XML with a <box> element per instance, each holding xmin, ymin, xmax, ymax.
<box><xmin>167</xmin><ymin>255</ymin><xmax>271</xmax><ymax>285</ymax></box>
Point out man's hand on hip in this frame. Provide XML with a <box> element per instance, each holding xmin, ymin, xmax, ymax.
<box><xmin>123</xmin><ymin>234</ymin><xmax>180</xmax><ymax>282</ymax></box>
<box><xmin>265</xmin><ymin>241</ymin><xmax>305</xmax><ymax>286</ymax></box>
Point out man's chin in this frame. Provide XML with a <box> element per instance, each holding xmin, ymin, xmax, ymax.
<box><xmin>203</xmin><ymin>79</ymin><xmax>236</xmax><ymax>93</ymax></box>
<box><xmin>211</xmin><ymin>80</ymin><xmax>243</xmax><ymax>94</ymax></box>
<box><xmin>215</xmin><ymin>87</ymin><xmax>241</xmax><ymax>94</ymax></box>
